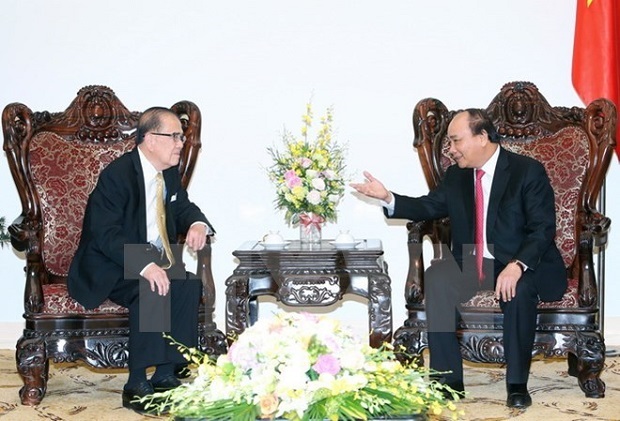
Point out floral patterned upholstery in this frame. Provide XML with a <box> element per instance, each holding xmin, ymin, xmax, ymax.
<box><xmin>29</xmin><ymin>131</ymin><xmax>135</xmax><ymax>312</ymax></box>
<box><xmin>462</xmin><ymin>277</ymin><xmax>579</xmax><ymax>309</ymax></box>
<box><xmin>42</xmin><ymin>284</ymin><xmax>127</xmax><ymax>314</ymax></box>
<box><xmin>440</xmin><ymin>126</ymin><xmax>589</xmax><ymax>309</ymax></box>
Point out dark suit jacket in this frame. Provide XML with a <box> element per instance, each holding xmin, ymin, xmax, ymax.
<box><xmin>389</xmin><ymin>147</ymin><xmax>566</xmax><ymax>301</ymax></box>
<box><xmin>68</xmin><ymin>148</ymin><xmax>214</xmax><ymax>309</ymax></box>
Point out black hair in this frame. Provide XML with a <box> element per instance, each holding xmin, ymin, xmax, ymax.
<box><xmin>463</xmin><ymin>108</ymin><xmax>501</xmax><ymax>143</ymax></box>
<box><xmin>135</xmin><ymin>107</ymin><xmax>179</xmax><ymax>145</ymax></box>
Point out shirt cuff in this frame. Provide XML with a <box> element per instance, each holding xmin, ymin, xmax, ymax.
<box><xmin>510</xmin><ymin>259</ymin><xmax>528</xmax><ymax>272</ymax></box>
<box><xmin>380</xmin><ymin>194</ymin><xmax>395</xmax><ymax>217</ymax></box>
<box><xmin>190</xmin><ymin>221</ymin><xmax>213</xmax><ymax>235</ymax></box>
<box><xmin>140</xmin><ymin>262</ymin><xmax>158</xmax><ymax>277</ymax></box>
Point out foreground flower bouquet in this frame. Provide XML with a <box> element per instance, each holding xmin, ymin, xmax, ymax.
<box><xmin>140</xmin><ymin>312</ymin><xmax>462</xmax><ymax>420</ymax></box>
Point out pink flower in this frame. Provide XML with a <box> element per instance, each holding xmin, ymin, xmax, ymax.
<box><xmin>284</xmin><ymin>170</ymin><xmax>302</xmax><ymax>189</ymax></box>
<box><xmin>312</xmin><ymin>354</ymin><xmax>341</xmax><ymax>375</ymax></box>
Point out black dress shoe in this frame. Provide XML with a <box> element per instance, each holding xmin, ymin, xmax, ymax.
<box><xmin>506</xmin><ymin>383</ymin><xmax>532</xmax><ymax>408</ymax></box>
<box><xmin>122</xmin><ymin>381</ymin><xmax>155</xmax><ymax>414</ymax></box>
<box><xmin>151</xmin><ymin>374</ymin><xmax>182</xmax><ymax>392</ymax></box>
<box><xmin>175</xmin><ymin>363</ymin><xmax>191</xmax><ymax>379</ymax></box>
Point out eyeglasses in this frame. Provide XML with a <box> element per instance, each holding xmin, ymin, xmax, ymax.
<box><xmin>150</xmin><ymin>132</ymin><xmax>187</xmax><ymax>143</ymax></box>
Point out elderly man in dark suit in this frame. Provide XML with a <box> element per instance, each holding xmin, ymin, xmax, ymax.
<box><xmin>68</xmin><ymin>107</ymin><xmax>214</xmax><ymax>413</ymax></box>
<box><xmin>350</xmin><ymin>109</ymin><xmax>566</xmax><ymax>409</ymax></box>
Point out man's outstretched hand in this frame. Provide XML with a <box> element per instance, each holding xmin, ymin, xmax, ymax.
<box><xmin>349</xmin><ymin>171</ymin><xmax>393</xmax><ymax>203</ymax></box>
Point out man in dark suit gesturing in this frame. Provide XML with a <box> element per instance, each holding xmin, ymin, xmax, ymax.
<box><xmin>68</xmin><ymin>107</ymin><xmax>214</xmax><ymax>413</ymax></box>
<box><xmin>350</xmin><ymin>109</ymin><xmax>566</xmax><ymax>409</ymax></box>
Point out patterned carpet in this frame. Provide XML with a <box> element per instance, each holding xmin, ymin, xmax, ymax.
<box><xmin>0</xmin><ymin>349</ymin><xmax>619</xmax><ymax>420</ymax></box>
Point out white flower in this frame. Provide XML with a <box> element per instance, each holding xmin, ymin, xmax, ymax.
<box><xmin>328</xmin><ymin>194</ymin><xmax>341</xmax><ymax>203</ymax></box>
<box><xmin>311</xmin><ymin>177</ymin><xmax>326</xmax><ymax>191</ymax></box>
<box><xmin>339</xmin><ymin>349</ymin><xmax>366</xmax><ymax>371</ymax></box>
<box><xmin>307</xmin><ymin>190</ymin><xmax>322</xmax><ymax>205</ymax></box>
<box><xmin>276</xmin><ymin>366</ymin><xmax>309</xmax><ymax>394</ymax></box>
<box><xmin>306</xmin><ymin>169</ymin><xmax>318</xmax><ymax>178</ymax></box>
<box><xmin>323</xmin><ymin>169</ymin><xmax>337</xmax><ymax>180</ymax></box>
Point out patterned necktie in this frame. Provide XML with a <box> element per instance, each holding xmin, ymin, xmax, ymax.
<box><xmin>475</xmin><ymin>168</ymin><xmax>485</xmax><ymax>283</ymax></box>
<box><xmin>155</xmin><ymin>173</ymin><xmax>175</xmax><ymax>269</ymax></box>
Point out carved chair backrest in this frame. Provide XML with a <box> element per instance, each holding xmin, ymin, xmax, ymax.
<box><xmin>437</xmin><ymin>126</ymin><xmax>588</xmax><ymax>268</ymax></box>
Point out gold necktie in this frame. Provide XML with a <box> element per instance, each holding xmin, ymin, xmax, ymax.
<box><xmin>155</xmin><ymin>173</ymin><xmax>175</xmax><ymax>269</ymax></box>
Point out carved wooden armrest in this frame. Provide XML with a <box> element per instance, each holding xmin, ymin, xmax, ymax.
<box><xmin>175</xmin><ymin>231</ymin><xmax>215</xmax><ymax>308</ymax></box>
<box><xmin>584</xmin><ymin>210</ymin><xmax>611</xmax><ymax>248</ymax></box>
<box><xmin>7</xmin><ymin>215</ymin><xmax>46</xmax><ymax>313</ymax></box>
<box><xmin>404</xmin><ymin>218</ymin><xmax>451</xmax><ymax>306</ymax></box>
<box><xmin>196</xmin><ymin>235</ymin><xmax>216</xmax><ymax>308</ymax></box>
<box><xmin>7</xmin><ymin>215</ymin><xmax>31</xmax><ymax>252</ymax></box>
<box><xmin>576</xmin><ymin>210</ymin><xmax>610</xmax><ymax>308</ymax></box>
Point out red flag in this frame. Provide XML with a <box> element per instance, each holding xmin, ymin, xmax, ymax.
<box><xmin>572</xmin><ymin>0</ymin><xmax>620</xmax><ymax>159</ymax></box>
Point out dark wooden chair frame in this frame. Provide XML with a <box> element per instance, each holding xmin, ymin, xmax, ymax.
<box><xmin>392</xmin><ymin>81</ymin><xmax>615</xmax><ymax>399</ymax></box>
<box><xmin>2</xmin><ymin>85</ymin><xmax>227</xmax><ymax>405</ymax></box>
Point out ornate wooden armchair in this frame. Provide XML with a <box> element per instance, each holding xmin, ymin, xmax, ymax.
<box><xmin>392</xmin><ymin>81</ymin><xmax>615</xmax><ymax>398</ymax></box>
<box><xmin>2</xmin><ymin>85</ymin><xmax>227</xmax><ymax>406</ymax></box>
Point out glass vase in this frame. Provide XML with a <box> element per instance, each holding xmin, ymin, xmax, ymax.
<box><xmin>299</xmin><ymin>212</ymin><xmax>324</xmax><ymax>244</ymax></box>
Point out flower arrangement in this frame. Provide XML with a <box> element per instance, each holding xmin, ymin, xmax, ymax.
<box><xmin>0</xmin><ymin>216</ymin><xmax>11</xmax><ymax>248</ymax></box>
<box><xmin>142</xmin><ymin>312</ymin><xmax>462</xmax><ymax>420</ymax></box>
<box><xmin>267</xmin><ymin>103</ymin><xmax>347</xmax><ymax>229</ymax></box>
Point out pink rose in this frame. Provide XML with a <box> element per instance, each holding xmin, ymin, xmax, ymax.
<box><xmin>312</xmin><ymin>354</ymin><xmax>341</xmax><ymax>375</ymax></box>
<box><xmin>284</xmin><ymin>169</ymin><xmax>302</xmax><ymax>189</ymax></box>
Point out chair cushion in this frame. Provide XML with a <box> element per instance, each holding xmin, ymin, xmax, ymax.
<box><xmin>42</xmin><ymin>284</ymin><xmax>128</xmax><ymax>314</ymax></box>
<box><xmin>461</xmin><ymin>276</ymin><xmax>579</xmax><ymax>309</ymax></box>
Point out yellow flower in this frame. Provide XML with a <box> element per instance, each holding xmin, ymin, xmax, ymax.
<box><xmin>291</xmin><ymin>185</ymin><xmax>307</xmax><ymax>199</ymax></box>
<box><xmin>431</xmin><ymin>401</ymin><xmax>443</xmax><ymax>415</ymax></box>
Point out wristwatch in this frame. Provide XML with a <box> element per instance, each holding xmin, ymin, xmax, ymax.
<box><xmin>509</xmin><ymin>259</ymin><xmax>526</xmax><ymax>272</ymax></box>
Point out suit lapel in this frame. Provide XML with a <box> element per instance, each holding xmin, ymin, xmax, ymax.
<box><xmin>487</xmin><ymin>147</ymin><xmax>510</xmax><ymax>238</ymax></box>
<box><xmin>130</xmin><ymin>149</ymin><xmax>148</xmax><ymax>242</ymax></box>
<box><xmin>460</xmin><ymin>167</ymin><xmax>476</xmax><ymax>242</ymax></box>
<box><xmin>163</xmin><ymin>170</ymin><xmax>175</xmax><ymax>235</ymax></box>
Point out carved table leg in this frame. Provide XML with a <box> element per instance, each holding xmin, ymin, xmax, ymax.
<box><xmin>393</xmin><ymin>321</ymin><xmax>428</xmax><ymax>365</ymax></box>
<box><xmin>569</xmin><ymin>331</ymin><xmax>606</xmax><ymax>398</ymax></box>
<box><xmin>367</xmin><ymin>274</ymin><xmax>392</xmax><ymax>348</ymax></box>
<box><xmin>16</xmin><ymin>335</ymin><xmax>48</xmax><ymax>406</ymax></box>
<box><xmin>199</xmin><ymin>323</ymin><xmax>228</xmax><ymax>356</ymax></box>
<box><xmin>225</xmin><ymin>275</ymin><xmax>250</xmax><ymax>345</ymax></box>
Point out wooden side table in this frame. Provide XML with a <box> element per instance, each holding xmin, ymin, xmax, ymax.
<box><xmin>225</xmin><ymin>239</ymin><xmax>392</xmax><ymax>348</ymax></box>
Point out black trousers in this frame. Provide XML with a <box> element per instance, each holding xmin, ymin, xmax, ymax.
<box><xmin>108</xmin><ymin>269</ymin><xmax>202</xmax><ymax>371</ymax></box>
<box><xmin>424</xmin><ymin>256</ymin><xmax>539</xmax><ymax>385</ymax></box>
